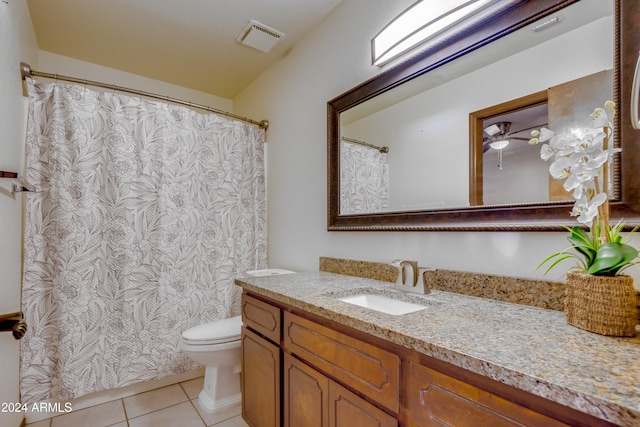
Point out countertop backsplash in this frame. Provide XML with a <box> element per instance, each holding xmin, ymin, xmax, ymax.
<box><xmin>319</xmin><ymin>256</ymin><xmax>639</xmax><ymax>319</ymax></box>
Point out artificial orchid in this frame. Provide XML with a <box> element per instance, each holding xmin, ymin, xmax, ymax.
<box><xmin>531</xmin><ymin>101</ymin><xmax>638</xmax><ymax>276</ymax></box>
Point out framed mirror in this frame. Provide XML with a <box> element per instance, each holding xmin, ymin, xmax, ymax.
<box><xmin>328</xmin><ymin>0</ymin><xmax>640</xmax><ymax>231</ymax></box>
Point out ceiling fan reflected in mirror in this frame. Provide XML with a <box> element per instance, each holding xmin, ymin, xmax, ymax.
<box><xmin>482</xmin><ymin>121</ymin><xmax>547</xmax><ymax>169</ymax></box>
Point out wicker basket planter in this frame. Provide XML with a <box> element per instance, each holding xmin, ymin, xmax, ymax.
<box><xmin>565</xmin><ymin>271</ymin><xmax>637</xmax><ymax>337</ymax></box>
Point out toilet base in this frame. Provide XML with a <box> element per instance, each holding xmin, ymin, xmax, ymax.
<box><xmin>198</xmin><ymin>389</ymin><xmax>241</xmax><ymax>415</ymax></box>
<box><xmin>197</xmin><ymin>364</ymin><xmax>241</xmax><ymax>414</ymax></box>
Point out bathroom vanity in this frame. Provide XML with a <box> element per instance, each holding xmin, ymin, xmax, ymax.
<box><xmin>236</xmin><ymin>272</ymin><xmax>640</xmax><ymax>427</ymax></box>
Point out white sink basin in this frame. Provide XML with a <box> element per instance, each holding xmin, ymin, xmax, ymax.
<box><xmin>338</xmin><ymin>293</ymin><xmax>427</xmax><ymax>315</ymax></box>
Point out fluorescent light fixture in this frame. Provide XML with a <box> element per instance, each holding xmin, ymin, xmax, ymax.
<box><xmin>489</xmin><ymin>139</ymin><xmax>510</xmax><ymax>150</ymax></box>
<box><xmin>372</xmin><ymin>0</ymin><xmax>509</xmax><ymax>66</ymax></box>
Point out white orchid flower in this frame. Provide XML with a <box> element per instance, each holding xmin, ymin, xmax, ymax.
<box><xmin>530</xmin><ymin>127</ymin><xmax>554</xmax><ymax>146</ymax></box>
<box><xmin>590</xmin><ymin>107</ymin><xmax>610</xmax><ymax>128</ymax></box>
<box><xmin>540</xmin><ymin>143</ymin><xmax>555</xmax><ymax>160</ymax></box>
<box><xmin>549</xmin><ymin>156</ymin><xmax>573</xmax><ymax>179</ymax></box>
<box><xmin>564</xmin><ymin>165</ymin><xmax>598</xmax><ymax>192</ymax></box>
<box><xmin>590</xmin><ymin>102</ymin><xmax>615</xmax><ymax>129</ymax></box>
<box><xmin>581</xmin><ymin>150</ymin><xmax>608</xmax><ymax>170</ymax></box>
<box><xmin>539</xmin><ymin>101</ymin><xmax>617</xmax><ymax>229</ymax></box>
<box><xmin>538</xmin><ymin>127</ymin><xmax>554</xmax><ymax>142</ymax></box>
<box><xmin>573</xmin><ymin>192</ymin><xmax>607</xmax><ymax>225</ymax></box>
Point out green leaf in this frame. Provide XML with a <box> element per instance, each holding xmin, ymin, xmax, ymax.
<box><xmin>566</xmin><ymin>227</ymin><xmax>596</xmax><ymax>265</ymax></box>
<box><xmin>587</xmin><ymin>242</ymin><xmax>639</xmax><ymax>275</ymax></box>
<box><xmin>541</xmin><ymin>254</ymin><xmax>576</xmax><ymax>275</ymax></box>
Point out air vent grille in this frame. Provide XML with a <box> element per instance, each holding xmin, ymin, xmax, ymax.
<box><xmin>237</xmin><ymin>20</ymin><xmax>285</xmax><ymax>53</ymax></box>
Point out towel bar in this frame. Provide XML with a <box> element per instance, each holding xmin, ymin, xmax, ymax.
<box><xmin>0</xmin><ymin>312</ymin><xmax>27</xmax><ymax>340</ymax></box>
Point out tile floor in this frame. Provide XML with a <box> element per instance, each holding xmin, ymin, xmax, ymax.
<box><xmin>25</xmin><ymin>377</ymin><xmax>248</xmax><ymax>427</ymax></box>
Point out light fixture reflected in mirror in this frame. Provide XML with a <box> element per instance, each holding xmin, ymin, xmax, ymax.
<box><xmin>371</xmin><ymin>0</ymin><xmax>519</xmax><ymax>66</ymax></box>
<box><xmin>490</xmin><ymin>138</ymin><xmax>510</xmax><ymax>170</ymax></box>
<box><xmin>485</xmin><ymin>122</ymin><xmax>511</xmax><ymax>169</ymax></box>
<box><xmin>489</xmin><ymin>138</ymin><xmax>510</xmax><ymax>150</ymax></box>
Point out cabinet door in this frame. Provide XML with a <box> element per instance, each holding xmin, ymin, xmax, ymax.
<box><xmin>284</xmin><ymin>352</ymin><xmax>329</xmax><ymax>427</ymax></box>
<box><xmin>284</xmin><ymin>352</ymin><xmax>398</xmax><ymax>427</ymax></box>
<box><xmin>242</xmin><ymin>327</ymin><xmax>280</xmax><ymax>427</ymax></box>
<box><xmin>406</xmin><ymin>362</ymin><xmax>569</xmax><ymax>427</ymax></box>
<box><xmin>329</xmin><ymin>381</ymin><xmax>397</xmax><ymax>427</ymax></box>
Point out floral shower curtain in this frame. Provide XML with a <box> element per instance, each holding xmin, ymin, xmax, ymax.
<box><xmin>340</xmin><ymin>141</ymin><xmax>389</xmax><ymax>214</ymax></box>
<box><xmin>20</xmin><ymin>79</ymin><xmax>266</xmax><ymax>403</ymax></box>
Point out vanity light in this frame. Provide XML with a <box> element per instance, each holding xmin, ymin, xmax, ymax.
<box><xmin>372</xmin><ymin>0</ymin><xmax>516</xmax><ymax>66</ymax></box>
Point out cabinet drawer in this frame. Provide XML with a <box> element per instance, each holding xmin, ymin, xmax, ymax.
<box><xmin>242</xmin><ymin>293</ymin><xmax>281</xmax><ymax>343</ymax></box>
<box><xmin>283</xmin><ymin>311</ymin><xmax>400</xmax><ymax>413</ymax></box>
<box><xmin>406</xmin><ymin>362</ymin><xmax>569</xmax><ymax>427</ymax></box>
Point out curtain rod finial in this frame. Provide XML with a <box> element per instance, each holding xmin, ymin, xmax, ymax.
<box><xmin>259</xmin><ymin>120</ymin><xmax>269</xmax><ymax>130</ymax></box>
<box><xmin>20</xmin><ymin>62</ymin><xmax>32</xmax><ymax>80</ymax></box>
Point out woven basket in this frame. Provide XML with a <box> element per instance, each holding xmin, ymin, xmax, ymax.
<box><xmin>565</xmin><ymin>271</ymin><xmax>637</xmax><ymax>337</ymax></box>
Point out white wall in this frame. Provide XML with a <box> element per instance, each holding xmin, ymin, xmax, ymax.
<box><xmin>37</xmin><ymin>51</ymin><xmax>233</xmax><ymax>112</ymax></box>
<box><xmin>234</xmin><ymin>0</ymin><xmax>640</xmax><ymax>285</ymax></box>
<box><xmin>0</xmin><ymin>1</ymin><xmax>38</xmax><ymax>425</ymax></box>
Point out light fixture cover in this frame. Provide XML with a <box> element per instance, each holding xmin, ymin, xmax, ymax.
<box><xmin>237</xmin><ymin>20</ymin><xmax>284</xmax><ymax>53</ymax></box>
<box><xmin>371</xmin><ymin>0</ymin><xmax>518</xmax><ymax>66</ymax></box>
<box><xmin>489</xmin><ymin>139</ymin><xmax>510</xmax><ymax>150</ymax></box>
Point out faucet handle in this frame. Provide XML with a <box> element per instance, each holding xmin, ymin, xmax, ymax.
<box><xmin>390</xmin><ymin>259</ymin><xmax>420</xmax><ymax>286</ymax></box>
<box><xmin>399</xmin><ymin>260</ymin><xmax>418</xmax><ymax>286</ymax></box>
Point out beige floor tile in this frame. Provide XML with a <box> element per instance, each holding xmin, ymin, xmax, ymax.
<box><xmin>128</xmin><ymin>401</ymin><xmax>205</xmax><ymax>427</ymax></box>
<box><xmin>25</xmin><ymin>419</ymin><xmax>51</xmax><ymax>427</ymax></box>
<box><xmin>50</xmin><ymin>400</ymin><xmax>126</xmax><ymax>427</ymax></box>
<box><xmin>107</xmin><ymin>423</ymin><xmax>128</xmax><ymax>427</ymax></box>
<box><xmin>191</xmin><ymin>398</ymin><xmax>241</xmax><ymax>426</ymax></box>
<box><xmin>214</xmin><ymin>415</ymin><xmax>249</xmax><ymax>427</ymax></box>
<box><xmin>123</xmin><ymin>384</ymin><xmax>188</xmax><ymax>419</ymax></box>
<box><xmin>180</xmin><ymin>376</ymin><xmax>205</xmax><ymax>400</ymax></box>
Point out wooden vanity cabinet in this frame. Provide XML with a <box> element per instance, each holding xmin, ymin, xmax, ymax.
<box><xmin>242</xmin><ymin>292</ymin><xmax>399</xmax><ymax>427</ymax></box>
<box><xmin>241</xmin><ymin>294</ymin><xmax>282</xmax><ymax>427</ymax></box>
<box><xmin>241</xmin><ymin>291</ymin><xmax>614</xmax><ymax>427</ymax></box>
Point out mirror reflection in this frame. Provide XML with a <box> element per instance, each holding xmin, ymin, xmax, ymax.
<box><xmin>339</xmin><ymin>0</ymin><xmax>613</xmax><ymax>215</ymax></box>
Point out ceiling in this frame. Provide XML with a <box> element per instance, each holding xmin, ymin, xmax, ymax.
<box><xmin>26</xmin><ymin>0</ymin><xmax>343</xmax><ymax>99</ymax></box>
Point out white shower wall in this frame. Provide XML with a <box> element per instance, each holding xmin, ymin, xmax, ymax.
<box><xmin>0</xmin><ymin>1</ymin><xmax>38</xmax><ymax>426</ymax></box>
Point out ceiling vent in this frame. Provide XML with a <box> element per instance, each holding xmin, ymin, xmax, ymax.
<box><xmin>237</xmin><ymin>20</ymin><xmax>284</xmax><ymax>53</ymax></box>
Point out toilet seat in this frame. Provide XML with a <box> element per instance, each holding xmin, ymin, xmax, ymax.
<box><xmin>181</xmin><ymin>315</ymin><xmax>241</xmax><ymax>345</ymax></box>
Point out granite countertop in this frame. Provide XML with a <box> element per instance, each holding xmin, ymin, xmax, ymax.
<box><xmin>235</xmin><ymin>271</ymin><xmax>640</xmax><ymax>427</ymax></box>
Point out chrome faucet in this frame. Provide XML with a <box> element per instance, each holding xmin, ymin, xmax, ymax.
<box><xmin>391</xmin><ymin>259</ymin><xmax>418</xmax><ymax>287</ymax></box>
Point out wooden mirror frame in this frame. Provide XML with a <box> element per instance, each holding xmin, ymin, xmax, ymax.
<box><xmin>328</xmin><ymin>0</ymin><xmax>640</xmax><ymax>231</ymax></box>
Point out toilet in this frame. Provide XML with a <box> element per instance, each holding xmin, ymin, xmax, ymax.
<box><xmin>180</xmin><ymin>315</ymin><xmax>242</xmax><ymax>415</ymax></box>
<box><xmin>180</xmin><ymin>269</ymin><xmax>294</xmax><ymax>415</ymax></box>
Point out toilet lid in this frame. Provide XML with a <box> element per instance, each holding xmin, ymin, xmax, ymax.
<box><xmin>182</xmin><ymin>315</ymin><xmax>241</xmax><ymax>344</ymax></box>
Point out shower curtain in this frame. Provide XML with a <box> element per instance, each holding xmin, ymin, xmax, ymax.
<box><xmin>340</xmin><ymin>141</ymin><xmax>389</xmax><ymax>214</ymax></box>
<box><xmin>20</xmin><ymin>79</ymin><xmax>266</xmax><ymax>403</ymax></box>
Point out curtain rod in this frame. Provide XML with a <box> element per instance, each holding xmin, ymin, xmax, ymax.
<box><xmin>20</xmin><ymin>62</ymin><xmax>269</xmax><ymax>130</ymax></box>
<box><xmin>341</xmin><ymin>137</ymin><xmax>389</xmax><ymax>153</ymax></box>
